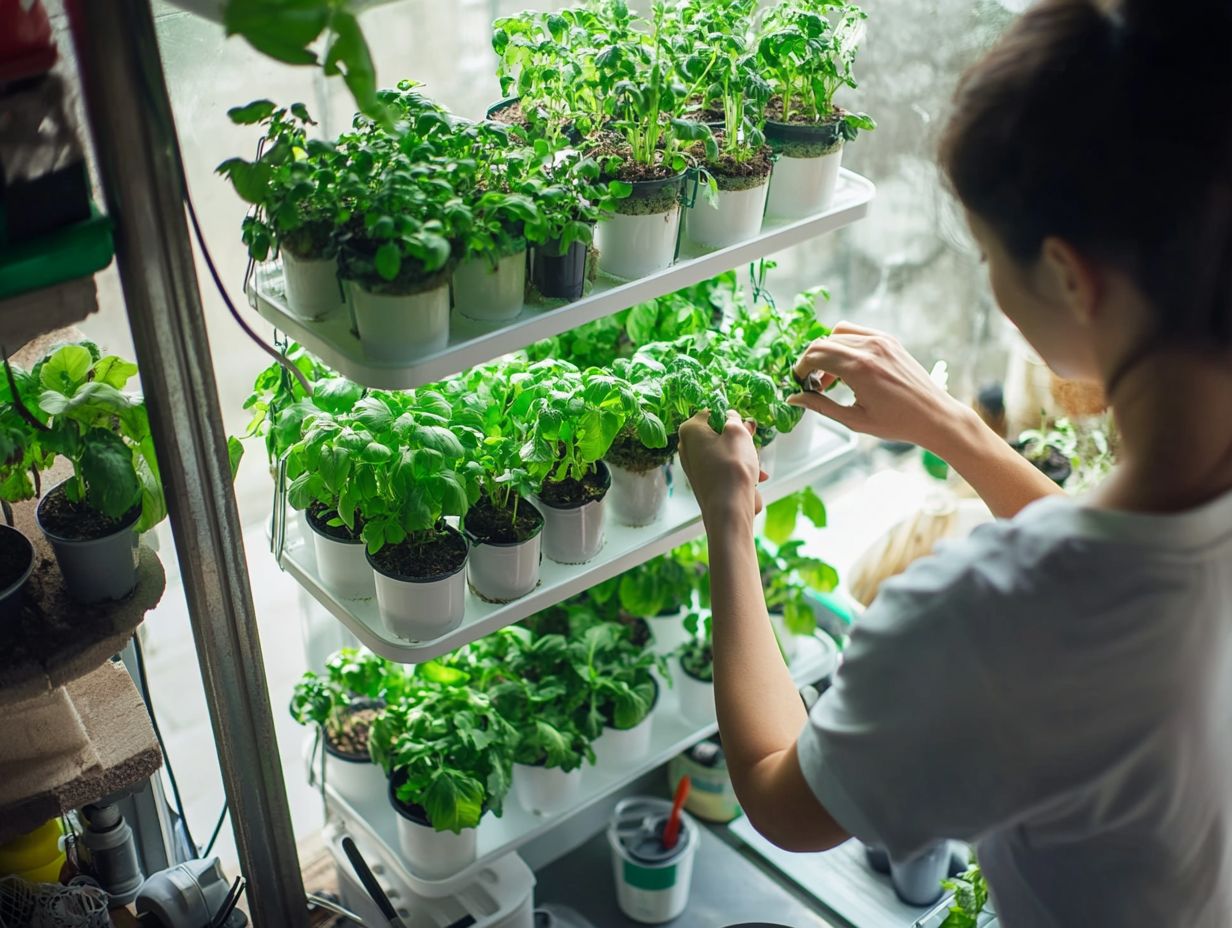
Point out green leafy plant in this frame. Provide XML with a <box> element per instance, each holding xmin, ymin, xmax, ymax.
<box><xmin>757</xmin><ymin>0</ymin><xmax>876</xmax><ymax>143</ymax></box>
<box><xmin>290</xmin><ymin>649</ymin><xmax>408</xmax><ymax>759</ymax></box>
<box><xmin>677</xmin><ymin>610</ymin><xmax>713</xmax><ymax>681</ymax></box>
<box><xmin>757</xmin><ymin>537</ymin><xmax>839</xmax><ymax>636</ymax></box>
<box><xmin>939</xmin><ymin>862</ymin><xmax>989</xmax><ymax>928</ymax></box>
<box><xmin>242</xmin><ymin>343</ymin><xmax>334</xmax><ymax>468</ymax></box>
<box><xmin>0</xmin><ymin>359</ymin><xmax>52</xmax><ymax>517</ymax></box>
<box><xmin>568</xmin><ymin>622</ymin><xmax>664</xmax><ymax>735</ymax></box>
<box><xmin>763</xmin><ymin>485</ymin><xmax>827</xmax><ymax>545</ymax></box>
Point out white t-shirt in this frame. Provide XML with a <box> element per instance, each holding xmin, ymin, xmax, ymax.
<box><xmin>797</xmin><ymin>489</ymin><xmax>1232</xmax><ymax>927</ymax></box>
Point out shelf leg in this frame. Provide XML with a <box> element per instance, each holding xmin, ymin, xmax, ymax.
<box><xmin>64</xmin><ymin>2</ymin><xmax>309</xmax><ymax>924</ymax></box>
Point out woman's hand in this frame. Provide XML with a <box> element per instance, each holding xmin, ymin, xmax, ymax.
<box><xmin>678</xmin><ymin>410</ymin><xmax>767</xmax><ymax>527</ymax></box>
<box><xmin>791</xmin><ymin>321</ymin><xmax>971</xmax><ymax>451</ymax></box>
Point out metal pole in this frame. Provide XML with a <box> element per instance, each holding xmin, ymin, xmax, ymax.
<box><xmin>66</xmin><ymin>3</ymin><xmax>309</xmax><ymax>924</ymax></box>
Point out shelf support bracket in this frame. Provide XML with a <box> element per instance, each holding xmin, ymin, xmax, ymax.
<box><xmin>65</xmin><ymin>1</ymin><xmax>309</xmax><ymax>924</ymax></box>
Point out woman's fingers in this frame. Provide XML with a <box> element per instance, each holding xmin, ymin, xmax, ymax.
<box><xmin>792</xmin><ymin>336</ymin><xmax>866</xmax><ymax>386</ymax></box>
<box><xmin>830</xmin><ymin>320</ymin><xmax>884</xmax><ymax>337</ymax></box>
<box><xmin>788</xmin><ymin>390</ymin><xmax>863</xmax><ymax>429</ymax></box>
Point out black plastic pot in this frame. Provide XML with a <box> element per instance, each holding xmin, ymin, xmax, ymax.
<box><xmin>485</xmin><ymin>96</ymin><xmax>522</xmax><ymax>122</ymax></box>
<box><xmin>764</xmin><ymin>118</ymin><xmax>842</xmax><ymax>149</ymax></box>
<box><xmin>0</xmin><ymin>524</ymin><xmax>35</xmax><ymax>619</ymax></box>
<box><xmin>532</xmin><ymin>235</ymin><xmax>589</xmax><ymax>301</ymax></box>
<box><xmin>618</xmin><ymin>171</ymin><xmax>688</xmax><ymax>209</ymax></box>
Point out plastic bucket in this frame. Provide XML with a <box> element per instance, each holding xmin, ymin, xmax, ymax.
<box><xmin>608</xmin><ymin>796</ymin><xmax>698</xmax><ymax>924</ymax></box>
<box><xmin>36</xmin><ymin>484</ymin><xmax>139</xmax><ymax>604</ymax></box>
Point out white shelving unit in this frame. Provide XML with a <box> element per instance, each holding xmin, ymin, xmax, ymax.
<box><xmin>247</xmin><ymin>170</ymin><xmax>875</xmax><ymax>390</ymax></box>
<box><xmin>321</xmin><ymin>632</ymin><xmax>840</xmax><ymax>898</ymax></box>
<box><xmin>281</xmin><ymin>421</ymin><xmax>856</xmax><ymax>662</ymax></box>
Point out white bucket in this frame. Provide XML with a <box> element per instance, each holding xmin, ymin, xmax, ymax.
<box><xmin>775</xmin><ymin>413</ymin><xmax>818</xmax><ymax>466</ymax></box>
<box><xmin>595</xmin><ymin>207</ymin><xmax>681</xmax><ymax>280</ymax></box>
<box><xmin>467</xmin><ymin>531</ymin><xmax>542</xmax><ymax>603</ymax></box>
<box><xmin>350</xmin><ymin>279</ymin><xmax>450</xmax><ymax>362</ymax></box>
<box><xmin>765</xmin><ymin>147</ymin><xmax>844</xmax><ymax>220</ymax></box>
<box><xmin>322</xmin><ymin>748</ymin><xmax>386</xmax><ymax>808</ymax></box>
<box><xmin>675</xmin><ymin>665</ymin><xmax>715</xmax><ymax>723</ymax></box>
<box><xmin>607</xmin><ymin>462</ymin><xmax>670</xmax><ymax>527</ymax></box>
<box><xmin>453</xmin><ymin>250</ymin><xmax>527</xmax><ymax>323</ymax></box>
<box><xmin>309</xmin><ymin>520</ymin><xmax>375</xmax><ymax>600</ymax></box>
<box><xmin>282</xmin><ymin>251</ymin><xmax>344</xmax><ymax>321</ymax></box>
<box><xmin>608</xmin><ymin>797</ymin><xmax>698</xmax><ymax>924</ymax></box>
<box><xmin>648</xmin><ymin>609</ymin><xmax>690</xmax><ymax>659</ymax></box>
<box><xmin>758</xmin><ymin>437</ymin><xmax>779</xmax><ymax>481</ymax></box>
<box><xmin>513</xmin><ymin>763</ymin><xmax>584</xmax><ymax>816</ymax></box>
<box><xmin>393</xmin><ymin>801</ymin><xmax>478</xmax><ymax>880</ymax></box>
<box><xmin>592</xmin><ymin>710</ymin><xmax>656</xmax><ymax>768</ymax></box>
<box><xmin>684</xmin><ymin>179</ymin><xmax>769</xmax><ymax>250</ymax></box>
<box><xmin>369</xmin><ymin>540</ymin><xmax>468</xmax><ymax>642</ymax></box>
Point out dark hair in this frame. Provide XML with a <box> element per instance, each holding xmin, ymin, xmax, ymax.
<box><xmin>940</xmin><ymin>0</ymin><xmax>1232</xmax><ymax>346</ymax></box>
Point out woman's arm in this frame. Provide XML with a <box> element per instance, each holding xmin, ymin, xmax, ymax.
<box><xmin>679</xmin><ymin>412</ymin><xmax>849</xmax><ymax>851</ymax></box>
<box><xmin>791</xmin><ymin>323</ymin><xmax>1063</xmax><ymax>519</ymax></box>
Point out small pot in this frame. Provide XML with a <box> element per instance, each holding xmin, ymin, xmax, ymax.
<box><xmin>675</xmin><ymin>661</ymin><xmax>715</xmax><ymax>724</ymax></box>
<box><xmin>889</xmin><ymin>842</ymin><xmax>951</xmax><ymax>907</ymax></box>
<box><xmin>485</xmin><ymin>96</ymin><xmax>523</xmax><ymax>123</ymax></box>
<box><xmin>684</xmin><ymin>177</ymin><xmax>770</xmax><ymax>250</ymax></box>
<box><xmin>606</xmin><ymin>461</ymin><xmax>670</xmax><ymax>527</ymax></box>
<box><xmin>367</xmin><ymin>528</ymin><xmax>469</xmax><ymax>642</ymax></box>
<box><xmin>390</xmin><ymin>782</ymin><xmax>478</xmax><ymax>879</ymax></box>
<box><xmin>36</xmin><ymin>482</ymin><xmax>140</xmax><ymax>604</ymax></box>
<box><xmin>536</xmin><ymin>463</ymin><xmax>611</xmax><ymax>565</ymax></box>
<box><xmin>464</xmin><ymin>500</ymin><xmax>544</xmax><ymax>604</ymax></box>
<box><xmin>595</xmin><ymin>173</ymin><xmax>685</xmax><ymax>280</ymax></box>
<box><xmin>513</xmin><ymin>762</ymin><xmax>584</xmax><ymax>816</ymax></box>
<box><xmin>776</xmin><ymin>413</ymin><xmax>818</xmax><ymax>466</ymax></box>
<box><xmin>757</xmin><ymin>437</ymin><xmax>779</xmax><ymax>481</ymax></box>
<box><xmin>593</xmin><ymin>683</ymin><xmax>659</xmax><ymax>768</ymax></box>
<box><xmin>307</xmin><ymin>509</ymin><xmax>374</xmax><ymax>600</ymax></box>
<box><xmin>764</xmin><ymin>120</ymin><xmax>844</xmax><ymax>220</ymax></box>
<box><xmin>532</xmin><ymin>235</ymin><xmax>589</xmax><ymax>301</ymax></box>
<box><xmin>453</xmin><ymin>250</ymin><xmax>527</xmax><ymax>323</ymax></box>
<box><xmin>322</xmin><ymin>739</ymin><xmax>387</xmax><ymax>809</ymax></box>
<box><xmin>0</xmin><ymin>525</ymin><xmax>35</xmax><ymax>619</ymax></box>
<box><xmin>648</xmin><ymin>608</ymin><xmax>690</xmax><ymax>660</ymax></box>
<box><xmin>349</xmin><ymin>278</ymin><xmax>450</xmax><ymax>362</ymax></box>
<box><xmin>281</xmin><ymin>250</ymin><xmax>345</xmax><ymax>321</ymax></box>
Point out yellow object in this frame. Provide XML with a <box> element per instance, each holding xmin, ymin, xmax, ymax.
<box><xmin>0</xmin><ymin>818</ymin><xmax>66</xmax><ymax>884</ymax></box>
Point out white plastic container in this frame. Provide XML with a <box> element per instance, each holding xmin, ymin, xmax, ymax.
<box><xmin>453</xmin><ymin>250</ymin><xmax>527</xmax><ymax>323</ymax></box>
<box><xmin>466</xmin><ymin>531</ymin><xmax>542</xmax><ymax>603</ymax></box>
<box><xmin>593</xmin><ymin>710</ymin><xmax>656</xmax><ymax>768</ymax></box>
<box><xmin>537</xmin><ymin>466</ymin><xmax>609</xmax><ymax>565</ymax></box>
<box><xmin>322</xmin><ymin>747</ymin><xmax>387</xmax><ymax>809</ymax></box>
<box><xmin>350</xmin><ymin>279</ymin><xmax>450</xmax><ymax>362</ymax></box>
<box><xmin>595</xmin><ymin>207</ymin><xmax>681</xmax><ymax>280</ymax></box>
<box><xmin>308</xmin><ymin>517</ymin><xmax>375</xmax><ymax>600</ymax></box>
<box><xmin>392</xmin><ymin>800</ymin><xmax>479</xmax><ymax>880</ymax></box>
<box><xmin>281</xmin><ymin>251</ymin><xmax>344</xmax><ymax>321</ymax></box>
<box><xmin>648</xmin><ymin>609</ymin><xmax>690</xmax><ymax>659</ymax></box>
<box><xmin>368</xmin><ymin>536</ymin><xmax>468</xmax><ymax>642</ymax></box>
<box><xmin>776</xmin><ymin>412</ymin><xmax>818</xmax><ymax>466</ymax></box>
<box><xmin>684</xmin><ymin>179</ymin><xmax>769</xmax><ymax>250</ymax></box>
<box><xmin>608</xmin><ymin>797</ymin><xmax>698</xmax><ymax>924</ymax></box>
<box><xmin>765</xmin><ymin>147</ymin><xmax>844</xmax><ymax>220</ymax></box>
<box><xmin>675</xmin><ymin>664</ymin><xmax>715</xmax><ymax>723</ymax></box>
<box><xmin>513</xmin><ymin>763</ymin><xmax>584</xmax><ymax>816</ymax></box>
<box><xmin>607</xmin><ymin>462</ymin><xmax>669</xmax><ymax>527</ymax></box>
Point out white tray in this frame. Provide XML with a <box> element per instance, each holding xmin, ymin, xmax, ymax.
<box><xmin>278</xmin><ymin>422</ymin><xmax>857</xmax><ymax>663</ymax></box>
<box><xmin>247</xmin><ymin>170</ymin><xmax>875</xmax><ymax>390</ymax></box>
<box><xmin>319</xmin><ymin>632</ymin><xmax>839</xmax><ymax>897</ymax></box>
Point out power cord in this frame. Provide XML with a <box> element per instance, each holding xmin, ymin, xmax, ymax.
<box><xmin>203</xmin><ymin>803</ymin><xmax>229</xmax><ymax>858</ymax></box>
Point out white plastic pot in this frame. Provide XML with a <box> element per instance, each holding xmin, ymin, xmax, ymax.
<box><xmin>675</xmin><ymin>664</ymin><xmax>715</xmax><ymax>723</ymax></box>
<box><xmin>453</xmin><ymin>250</ymin><xmax>527</xmax><ymax>323</ymax></box>
<box><xmin>607</xmin><ymin>462</ymin><xmax>670</xmax><ymax>527</ymax></box>
<box><xmin>294</xmin><ymin>507</ymin><xmax>313</xmax><ymax>549</ymax></box>
<box><xmin>466</xmin><ymin>528</ymin><xmax>542</xmax><ymax>603</ymax></box>
<box><xmin>281</xmin><ymin>251</ymin><xmax>345</xmax><ymax>321</ymax></box>
<box><xmin>368</xmin><ymin>535</ymin><xmax>468</xmax><ymax>642</ymax></box>
<box><xmin>776</xmin><ymin>413</ymin><xmax>818</xmax><ymax>466</ymax></box>
<box><xmin>758</xmin><ymin>437</ymin><xmax>780</xmax><ymax>481</ymax></box>
<box><xmin>765</xmin><ymin>146</ymin><xmax>844</xmax><ymax>220</ymax></box>
<box><xmin>648</xmin><ymin>609</ymin><xmax>690</xmax><ymax>659</ymax></box>
<box><xmin>513</xmin><ymin>763</ymin><xmax>584</xmax><ymax>816</ymax></box>
<box><xmin>593</xmin><ymin>710</ymin><xmax>656</xmax><ymax>769</ymax></box>
<box><xmin>537</xmin><ymin>465</ymin><xmax>610</xmax><ymax>565</ymax></box>
<box><xmin>350</xmin><ymin>279</ymin><xmax>450</xmax><ymax>362</ymax></box>
<box><xmin>595</xmin><ymin>207</ymin><xmax>681</xmax><ymax>280</ymax></box>
<box><xmin>322</xmin><ymin>745</ymin><xmax>387</xmax><ymax>808</ymax></box>
<box><xmin>308</xmin><ymin>517</ymin><xmax>375</xmax><ymax>600</ymax></box>
<box><xmin>392</xmin><ymin>798</ymin><xmax>478</xmax><ymax>880</ymax></box>
<box><xmin>684</xmin><ymin>179</ymin><xmax>769</xmax><ymax>250</ymax></box>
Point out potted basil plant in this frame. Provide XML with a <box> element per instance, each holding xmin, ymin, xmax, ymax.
<box><xmin>573</xmin><ymin>623</ymin><xmax>665</xmax><ymax>767</ymax></box>
<box><xmin>758</xmin><ymin>537</ymin><xmax>839</xmax><ymax>663</ymax></box>
<box><xmin>27</xmin><ymin>344</ymin><xmax>166</xmax><ymax>603</ymax></box>
<box><xmin>757</xmin><ymin>0</ymin><xmax>876</xmax><ymax>218</ymax></box>
<box><xmin>675</xmin><ymin>611</ymin><xmax>715</xmax><ymax>723</ymax></box>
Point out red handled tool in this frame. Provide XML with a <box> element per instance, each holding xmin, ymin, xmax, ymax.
<box><xmin>662</xmin><ymin>775</ymin><xmax>692</xmax><ymax>850</ymax></box>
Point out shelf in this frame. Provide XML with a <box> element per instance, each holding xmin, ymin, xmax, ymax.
<box><xmin>279</xmin><ymin>421</ymin><xmax>857</xmax><ymax>663</ymax></box>
<box><xmin>322</xmin><ymin>632</ymin><xmax>840</xmax><ymax>897</ymax></box>
<box><xmin>247</xmin><ymin>170</ymin><xmax>875</xmax><ymax>390</ymax></box>
<box><xmin>0</xmin><ymin>661</ymin><xmax>162</xmax><ymax>844</ymax></box>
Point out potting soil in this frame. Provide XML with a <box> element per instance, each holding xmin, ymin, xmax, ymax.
<box><xmin>38</xmin><ymin>486</ymin><xmax>138</xmax><ymax>542</ymax></box>
<box><xmin>464</xmin><ymin>494</ymin><xmax>544</xmax><ymax>544</ymax></box>
<box><xmin>371</xmin><ymin>529</ymin><xmax>467</xmax><ymax>581</ymax></box>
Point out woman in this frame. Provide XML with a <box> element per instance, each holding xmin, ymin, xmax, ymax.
<box><xmin>677</xmin><ymin>1</ymin><xmax>1232</xmax><ymax>924</ymax></box>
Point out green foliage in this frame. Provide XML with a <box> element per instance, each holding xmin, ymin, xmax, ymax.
<box><xmin>568</xmin><ymin>622</ymin><xmax>664</xmax><ymax>734</ymax></box>
<box><xmin>757</xmin><ymin>536</ymin><xmax>839</xmax><ymax>636</ymax></box>
<box><xmin>290</xmin><ymin>647</ymin><xmax>410</xmax><ymax>737</ymax></box>
<box><xmin>241</xmin><ymin>343</ymin><xmax>332</xmax><ymax>466</ymax></box>
<box><xmin>763</xmin><ymin>485</ymin><xmax>827</xmax><ymax>545</ymax></box>
<box><xmin>939</xmin><ymin>862</ymin><xmax>989</xmax><ymax>928</ymax></box>
<box><xmin>678</xmin><ymin>610</ymin><xmax>714</xmax><ymax>681</ymax></box>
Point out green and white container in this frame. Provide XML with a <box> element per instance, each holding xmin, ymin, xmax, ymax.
<box><xmin>608</xmin><ymin>796</ymin><xmax>697</xmax><ymax>924</ymax></box>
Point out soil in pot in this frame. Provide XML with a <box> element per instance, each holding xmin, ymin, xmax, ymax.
<box><xmin>1013</xmin><ymin>441</ymin><xmax>1072</xmax><ymax>486</ymax></box>
<box><xmin>307</xmin><ymin>501</ymin><xmax>362</xmax><ymax>542</ymax></box>
<box><xmin>37</xmin><ymin>484</ymin><xmax>139</xmax><ymax>542</ymax></box>
<box><xmin>764</xmin><ymin>99</ymin><xmax>847</xmax><ymax>157</ymax></box>
<box><xmin>369</xmin><ymin>527</ymin><xmax>468</xmax><ymax>581</ymax></box>
<box><xmin>325</xmin><ymin>704</ymin><xmax>381</xmax><ymax>759</ymax></box>
<box><xmin>617</xmin><ymin>613</ymin><xmax>653</xmax><ymax>650</ymax></box>
<box><xmin>487</xmin><ymin>97</ymin><xmax>531</xmax><ymax>129</ymax></box>
<box><xmin>606</xmin><ymin>432</ymin><xmax>677</xmax><ymax>474</ymax></box>
<box><xmin>463</xmin><ymin>494</ymin><xmax>544</xmax><ymax>545</ymax></box>
<box><xmin>697</xmin><ymin>142</ymin><xmax>774</xmax><ymax>192</ymax></box>
<box><xmin>539</xmin><ymin>465</ymin><xmax>611</xmax><ymax>509</ymax></box>
<box><xmin>680</xmin><ymin>648</ymin><xmax>714</xmax><ymax>685</ymax></box>
<box><xmin>0</xmin><ymin>526</ymin><xmax>34</xmax><ymax>592</ymax></box>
